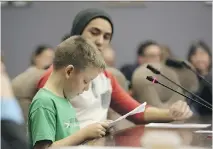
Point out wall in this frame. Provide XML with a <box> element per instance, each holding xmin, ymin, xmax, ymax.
<box><xmin>1</xmin><ymin>1</ymin><xmax>212</xmax><ymax>78</ymax></box>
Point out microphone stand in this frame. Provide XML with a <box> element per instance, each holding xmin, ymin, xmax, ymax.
<box><xmin>182</xmin><ymin>61</ymin><xmax>212</xmax><ymax>87</ymax></box>
<box><xmin>146</xmin><ymin>65</ymin><xmax>212</xmax><ymax>108</ymax></box>
<box><xmin>146</xmin><ymin>76</ymin><xmax>212</xmax><ymax>111</ymax></box>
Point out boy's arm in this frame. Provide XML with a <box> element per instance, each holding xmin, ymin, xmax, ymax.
<box><xmin>50</xmin><ymin>130</ymin><xmax>87</xmax><ymax>147</ymax></box>
<box><xmin>33</xmin><ymin>130</ymin><xmax>87</xmax><ymax>149</ymax></box>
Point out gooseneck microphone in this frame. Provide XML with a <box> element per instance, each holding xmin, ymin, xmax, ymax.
<box><xmin>146</xmin><ymin>64</ymin><xmax>212</xmax><ymax>108</ymax></box>
<box><xmin>181</xmin><ymin>61</ymin><xmax>212</xmax><ymax>87</ymax></box>
<box><xmin>146</xmin><ymin>76</ymin><xmax>212</xmax><ymax>111</ymax></box>
<box><xmin>165</xmin><ymin>58</ymin><xmax>212</xmax><ymax>87</ymax></box>
<box><xmin>165</xmin><ymin>58</ymin><xmax>185</xmax><ymax>69</ymax></box>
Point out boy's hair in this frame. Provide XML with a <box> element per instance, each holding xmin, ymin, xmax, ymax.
<box><xmin>53</xmin><ymin>36</ymin><xmax>106</xmax><ymax>70</ymax></box>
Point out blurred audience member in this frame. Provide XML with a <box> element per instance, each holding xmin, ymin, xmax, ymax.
<box><xmin>160</xmin><ymin>44</ymin><xmax>174</xmax><ymax>61</ymax></box>
<box><xmin>102</xmin><ymin>45</ymin><xmax>115</xmax><ymax>67</ymax></box>
<box><xmin>187</xmin><ymin>40</ymin><xmax>212</xmax><ymax>115</ymax></box>
<box><xmin>12</xmin><ymin>68</ymin><xmax>45</xmax><ymax>123</ymax></box>
<box><xmin>31</xmin><ymin>45</ymin><xmax>54</xmax><ymax>70</ymax></box>
<box><xmin>187</xmin><ymin>40</ymin><xmax>212</xmax><ymax>76</ymax></box>
<box><xmin>11</xmin><ymin>45</ymin><xmax>54</xmax><ymax>122</ymax></box>
<box><xmin>1</xmin><ymin>57</ymin><xmax>29</xmax><ymax>149</ymax></box>
<box><xmin>120</xmin><ymin>40</ymin><xmax>162</xmax><ymax>83</ymax></box>
<box><xmin>120</xmin><ymin>40</ymin><xmax>162</xmax><ymax>92</ymax></box>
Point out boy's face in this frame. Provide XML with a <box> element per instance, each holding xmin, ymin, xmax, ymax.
<box><xmin>63</xmin><ymin>65</ymin><xmax>102</xmax><ymax>99</ymax></box>
<box><xmin>82</xmin><ymin>18</ymin><xmax>112</xmax><ymax>53</ymax></box>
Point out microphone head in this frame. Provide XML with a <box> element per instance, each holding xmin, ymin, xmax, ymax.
<box><xmin>165</xmin><ymin>58</ymin><xmax>184</xmax><ymax>68</ymax></box>
<box><xmin>146</xmin><ymin>65</ymin><xmax>161</xmax><ymax>74</ymax></box>
<box><xmin>146</xmin><ymin>76</ymin><xmax>159</xmax><ymax>84</ymax></box>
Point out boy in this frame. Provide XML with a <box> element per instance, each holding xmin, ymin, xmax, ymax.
<box><xmin>28</xmin><ymin>36</ymin><xmax>110</xmax><ymax>149</ymax></box>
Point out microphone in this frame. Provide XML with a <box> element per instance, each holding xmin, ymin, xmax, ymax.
<box><xmin>182</xmin><ymin>61</ymin><xmax>212</xmax><ymax>87</ymax></box>
<box><xmin>165</xmin><ymin>58</ymin><xmax>212</xmax><ymax>87</ymax></box>
<box><xmin>165</xmin><ymin>58</ymin><xmax>185</xmax><ymax>69</ymax></box>
<box><xmin>146</xmin><ymin>76</ymin><xmax>212</xmax><ymax>111</ymax></box>
<box><xmin>146</xmin><ymin>64</ymin><xmax>212</xmax><ymax>107</ymax></box>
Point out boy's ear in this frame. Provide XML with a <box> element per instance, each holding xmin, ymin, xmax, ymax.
<box><xmin>65</xmin><ymin>65</ymin><xmax>75</xmax><ymax>79</ymax></box>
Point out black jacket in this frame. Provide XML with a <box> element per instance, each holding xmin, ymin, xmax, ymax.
<box><xmin>191</xmin><ymin>72</ymin><xmax>212</xmax><ymax>115</ymax></box>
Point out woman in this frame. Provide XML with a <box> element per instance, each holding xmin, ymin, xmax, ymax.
<box><xmin>187</xmin><ymin>40</ymin><xmax>212</xmax><ymax>115</ymax></box>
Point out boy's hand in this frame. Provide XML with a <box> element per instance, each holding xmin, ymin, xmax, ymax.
<box><xmin>103</xmin><ymin>120</ymin><xmax>115</xmax><ymax>134</ymax></box>
<box><xmin>83</xmin><ymin>122</ymin><xmax>110</xmax><ymax>139</ymax></box>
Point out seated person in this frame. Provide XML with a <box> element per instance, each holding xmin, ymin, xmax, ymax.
<box><xmin>186</xmin><ymin>40</ymin><xmax>212</xmax><ymax>115</ymax></box>
<box><xmin>12</xmin><ymin>45</ymin><xmax>54</xmax><ymax>122</ymax></box>
<box><xmin>102</xmin><ymin>45</ymin><xmax>115</xmax><ymax>67</ymax></box>
<box><xmin>28</xmin><ymin>36</ymin><xmax>110</xmax><ymax>149</ymax></box>
<box><xmin>12</xmin><ymin>67</ymin><xmax>45</xmax><ymax>123</ymax></box>
<box><xmin>160</xmin><ymin>44</ymin><xmax>174</xmax><ymax>61</ymax></box>
<box><xmin>120</xmin><ymin>40</ymin><xmax>162</xmax><ymax>85</ymax></box>
<box><xmin>132</xmin><ymin>63</ymin><xmax>185</xmax><ymax>109</ymax></box>
<box><xmin>30</xmin><ymin>45</ymin><xmax>54</xmax><ymax>70</ymax></box>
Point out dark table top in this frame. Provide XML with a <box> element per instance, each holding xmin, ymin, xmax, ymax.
<box><xmin>86</xmin><ymin>116</ymin><xmax>212</xmax><ymax>148</ymax></box>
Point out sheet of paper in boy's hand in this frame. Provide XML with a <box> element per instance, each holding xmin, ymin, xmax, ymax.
<box><xmin>109</xmin><ymin>102</ymin><xmax>147</xmax><ymax>127</ymax></box>
<box><xmin>145</xmin><ymin>123</ymin><xmax>211</xmax><ymax>129</ymax></box>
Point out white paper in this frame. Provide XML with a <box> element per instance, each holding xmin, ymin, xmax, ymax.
<box><xmin>194</xmin><ymin>130</ymin><xmax>213</xmax><ymax>134</ymax></box>
<box><xmin>109</xmin><ymin>102</ymin><xmax>147</xmax><ymax>127</ymax></box>
<box><xmin>145</xmin><ymin>123</ymin><xmax>211</xmax><ymax>129</ymax></box>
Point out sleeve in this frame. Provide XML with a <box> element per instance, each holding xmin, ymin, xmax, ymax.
<box><xmin>29</xmin><ymin>107</ymin><xmax>56</xmax><ymax>146</ymax></box>
<box><xmin>104</xmin><ymin>71</ymin><xmax>150</xmax><ymax>124</ymax></box>
<box><xmin>37</xmin><ymin>65</ymin><xmax>53</xmax><ymax>89</ymax></box>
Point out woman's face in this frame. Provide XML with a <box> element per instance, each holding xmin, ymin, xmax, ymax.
<box><xmin>190</xmin><ymin>47</ymin><xmax>211</xmax><ymax>73</ymax></box>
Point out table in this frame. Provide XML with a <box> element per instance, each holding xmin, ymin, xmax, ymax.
<box><xmin>86</xmin><ymin>116</ymin><xmax>212</xmax><ymax>148</ymax></box>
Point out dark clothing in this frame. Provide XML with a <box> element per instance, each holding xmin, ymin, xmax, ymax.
<box><xmin>191</xmin><ymin>72</ymin><xmax>212</xmax><ymax>115</ymax></box>
<box><xmin>1</xmin><ymin>120</ymin><xmax>29</xmax><ymax>149</ymax></box>
<box><xmin>120</xmin><ymin>63</ymin><xmax>139</xmax><ymax>83</ymax></box>
<box><xmin>70</xmin><ymin>8</ymin><xmax>113</xmax><ymax>38</ymax></box>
